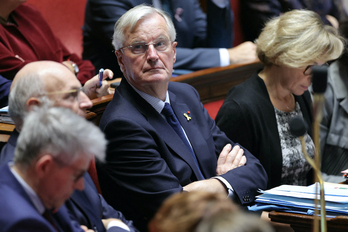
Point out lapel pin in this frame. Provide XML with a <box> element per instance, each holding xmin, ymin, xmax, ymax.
<box><xmin>183</xmin><ymin>111</ymin><xmax>191</xmax><ymax>121</ymax></box>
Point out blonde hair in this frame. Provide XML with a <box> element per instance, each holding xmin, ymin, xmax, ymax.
<box><xmin>256</xmin><ymin>9</ymin><xmax>345</xmax><ymax>68</ymax></box>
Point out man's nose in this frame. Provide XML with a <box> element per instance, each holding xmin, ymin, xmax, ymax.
<box><xmin>79</xmin><ymin>91</ymin><xmax>93</xmax><ymax>110</ymax></box>
<box><xmin>146</xmin><ymin>44</ymin><xmax>159</xmax><ymax>61</ymax></box>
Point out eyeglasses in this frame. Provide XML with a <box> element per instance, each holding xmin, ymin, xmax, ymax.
<box><xmin>44</xmin><ymin>87</ymin><xmax>84</xmax><ymax>102</ymax></box>
<box><xmin>303</xmin><ymin>62</ymin><xmax>329</xmax><ymax>76</ymax></box>
<box><xmin>118</xmin><ymin>39</ymin><xmax>174</xmax><ymax>55</ymax></box>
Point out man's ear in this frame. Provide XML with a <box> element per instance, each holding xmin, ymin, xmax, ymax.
<box><xmin>26</xmin><ymin>97</ymin><xmax>41</xmax><ymax>112</ymax></box>
<box><xmin>172</xmin><ymin>42</ymin><xmax>177</xmax><ymax>64</ymax></box>
<box><xmin>115</xmin><ymin>51</ymin><xmax>125</xmax><ymax>73</ymax></box>
<box><xmin>35</xmin><ymin>154</ymin><xmax>54</xmax><ymax>179</ymax></box>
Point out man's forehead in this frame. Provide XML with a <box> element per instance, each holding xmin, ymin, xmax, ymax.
<box><xmin>125</xmin><ymin>14</ymin><xmax>170</xmax><ymax>42</ymax></box>
<box><xmin>44</xmin><ymin>73</ymin><xmax>80</xmax><ymax>92</ymax></box>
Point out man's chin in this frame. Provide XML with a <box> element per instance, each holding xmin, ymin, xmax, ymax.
<box><xmin>143</xmin><ymin>71</ymin><xmax>170</xmax><ymax>81</ymax></box>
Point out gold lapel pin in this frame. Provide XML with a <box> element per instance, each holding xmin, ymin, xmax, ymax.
<box><xmin>184</xmin><ymin>111</ymin><xmax>191</xmax><ymax>121</ymax></box>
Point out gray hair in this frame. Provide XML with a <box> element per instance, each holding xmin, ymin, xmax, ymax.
<box><xmin>112</xmin><ymin>4</ymin><xmax>176</xmax><ymax>50</ymax></box>
<box><xmin>9</xmin><ymin>73</ymin><xmax>51</xmax><ymax>129</ymax></box>
<box><xmin>14</xmin><ymin>107</ymin><xmax>106</xmax><ymax>168</ymax></box>
<box><xmin>256</xmin><ymin>9</ymin><xmax>344</xmax><ymax>68</ymax></box>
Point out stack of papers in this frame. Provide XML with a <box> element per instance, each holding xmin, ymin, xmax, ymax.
<box><xmin>251</xmin><ymin>184</ymin><xmax>348</xmax><ymax>218</ymax></box>
<box><xmin>0</xmin><ymin>106</ymin><xmax>13</xmax><ymax>124</ymax></box>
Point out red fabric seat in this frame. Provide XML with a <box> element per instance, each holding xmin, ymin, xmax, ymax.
<box><xmin>203</xmin><ymin>99</ymin><xmax>224</xmax><ymax>120</ymax></box>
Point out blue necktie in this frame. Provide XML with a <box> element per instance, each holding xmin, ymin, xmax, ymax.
<box><xmin>162</xmin><ymin>103</ymin><xmax>204</xmax><ymax>179</ymax></box>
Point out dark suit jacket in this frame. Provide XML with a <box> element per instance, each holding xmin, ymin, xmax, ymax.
<box><xmin>216</xmin><ymin>72</ymin><xmax>313</xmax><ymax>189</ymax></box>
<box><xmin>0</xmin><ymin>75</ymin><xmax>11</xmax><ymax>108</ymax></box>
<box><xmin>0</xmin><ymin>164</ymin><xmax>80</xmax><ymax>232</ymax></box>
<box><xmin>82</xmin><ymin>0</ymin><xmax>233</xmax><ymax>77</ymax></box>
<box><xmin>97</xmin><ymin>79</ymin><xmax>268</xmax><ymax>231</ymax></box>
<box><xmin>0</xmin><ymin>129</ymin><xmax>18</xmax><ymax>167</ymax></box>
<box><xmin>0</xmin><ymin>130</ymin><xmax>138</xmax><ymax>232</ymax></box>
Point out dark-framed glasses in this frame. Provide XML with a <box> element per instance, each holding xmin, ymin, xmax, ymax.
<box><xmin>303</xmin><ymin>62</ymin><xmax>329</xmax><ymax>76</ymax></box>
<box><xmin>44</xmin><ymin>87</ymin><xmax>84</xmax><ymax>102</ymax></box>
<box><xmin>119</xmin><ymin>39</ymin><xmax>174</xmax><ymax>55</ymax></box>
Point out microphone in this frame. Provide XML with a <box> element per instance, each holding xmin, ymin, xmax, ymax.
<box><xmin>311</xmin><ymin>65</ymin><xmax>328</xmax><ymax>170</ymax></box>
<box><xmin>289</xmin><ymin>116</ymin><xmax>326</xmax><ymax>232</ymax></box>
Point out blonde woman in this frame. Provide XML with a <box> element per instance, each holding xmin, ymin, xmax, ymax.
<box><xmin>216</xmin><ymin>9</ymin><xmax>344</xmax><ymax>189</ymax></box>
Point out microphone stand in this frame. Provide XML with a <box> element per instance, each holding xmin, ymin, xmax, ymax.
<box><xmin>312</xmin><ymin>94</ymin><xmax>326</xmax><ymax>232</ymax></box>
<box><xmin>289</xmin><ymin>115</ymin><xmax>326</xmax><ymax>232</ymax></box>
<box><xmin>299</xmin><ymin>134</ymin><xmax>326</xmax><ymax>232</ymax></box>
<box><xmin>311</xmin><ymin>65</ymin><xmax>328</xmax><ymax>232</ymax></box>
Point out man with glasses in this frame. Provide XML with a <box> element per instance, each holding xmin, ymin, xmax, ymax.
<box><xmin>98</xmin><ymin>5</ymin><xmax>267</xmax><ymax>232</ymax></box>
<box><xmin>0</xmin><ymin>61</ymin><xmax>138</xmax><ymax>232</ymax></box>
<box><xmin>0</xmin><ymin>107</ymin><xmax>106</xmax><ymax>232</ymax></box>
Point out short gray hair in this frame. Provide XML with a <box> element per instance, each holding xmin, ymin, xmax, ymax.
<box><xmin>14</xmin><ymin>107</ymin><xmax>106</xmax><ymax>168</ymax></box>
<box><xmin>256</xmin><ymin>9</ymin><xmax>345</xmax><ymax>68</ymax></box>
<box><xmin>9</xmin><ymin>73</ymin><xmax>51</xmax><ymax>129</ymax></box>
<box><xmin>112</xmin><ymin>4</ymin><xmax>176</xmax><ymax>50</ymax></box>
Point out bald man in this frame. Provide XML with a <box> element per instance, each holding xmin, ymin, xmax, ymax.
<box><xmin>0</xmin><ymin>61</ymin><xmax>138</xmax><ymax>232</ymax></box>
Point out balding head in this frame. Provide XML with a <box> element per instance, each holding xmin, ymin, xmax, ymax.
<box><xmin>9</xmin><ymin>61</ymin><xmax>92</xmax><ymax>129</ymax></box>
<box><xmin>12</xmin><ymin>61</ymin><xmax>73</xmax><ymax>92</ymax></box>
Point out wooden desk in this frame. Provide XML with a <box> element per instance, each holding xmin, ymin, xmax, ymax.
<box><xmin>269</xmin><ymin>211</ymin><xmax>348</xmax><ymax>232</ymax></box>
<box><xmin>0</xmin><ymin>123</ymin><xmax>15</xmax><ymax>143</ymax></box>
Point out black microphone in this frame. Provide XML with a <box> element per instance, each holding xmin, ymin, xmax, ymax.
<box><xmin>312</xmin><ymin>65</ymin><xmax>328</xmax><ymax>94</ymax></box>
<box><xmin>289</xmin><ymin>116</ymin><xmax>327</xmax><ymax>232</ymax></box>
<box><xmin>289</xmin><ymin>116</ymin><xmax>307</xmax><ymax>137</ymax></box>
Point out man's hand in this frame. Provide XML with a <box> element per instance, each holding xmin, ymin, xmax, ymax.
<box><xmin>183</xmin><ymin>179</ymin><xmax>227</xmax><ymax>195</ymax></box>
<box><xmin>84</xmin><ymin>69</ymin><xmax>114</xmax><ymax>99</ymax></box>
<box><xmin>216</xmin><ymin>144</ymin><xmax>246</xmax><ymax>175</ymax></box>
<box><xmin>102</xmin><ymin>218</ymin><xmax>128</xmax><ymax>230</ymax></box>
<box><xmin>228</xmin><ymin>41</ymin><xmax>258</xmax><ymax>64</ymax></box>
<box><xmin>80</xmin><ymin>225</ymin><xmax>95</xmax><ymax>232</ymax></box>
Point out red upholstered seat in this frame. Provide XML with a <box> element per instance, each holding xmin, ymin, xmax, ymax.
<box><xmin>203</xmin><ymin>99</ymin><xmax>224</xmax><ymax>120</ymax></box>
<box><xmin>26</xmin><ymin>0</ymin><xmax>87</xmax><ymax>58</ymax></box>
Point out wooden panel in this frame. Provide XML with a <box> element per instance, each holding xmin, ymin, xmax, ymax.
<box><xmin>171</xmin><ymin>60</ymin><xmax>263</xmax><ymax>103</ymax></box>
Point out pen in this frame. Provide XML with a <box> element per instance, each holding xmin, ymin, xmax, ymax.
<box><xmin>99</xmin><ymin>68</ymin><xmax>104</xmax><ymax>87</ymax></box>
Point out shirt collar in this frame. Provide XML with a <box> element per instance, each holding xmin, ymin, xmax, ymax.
<box><xmin>130</xmin><ymin>83</ymin><xmax>170</xmax><ymax>113</ymax></box>
<box><xmin>9</xmin><ymin>162</ymin><xmax>46</xmax><ymax>214</ymax></box>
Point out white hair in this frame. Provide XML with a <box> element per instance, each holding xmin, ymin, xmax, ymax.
<box><xmin>112</xmin><ymin>4</ymin><xmax>176</xmax><ymax>50</ymax></box>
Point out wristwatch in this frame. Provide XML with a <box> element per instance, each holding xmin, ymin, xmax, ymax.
<box><xmin>71</xmin><ymin>62</ymin><xmax>79</xmax><ymax>76</ymax></box>
<box><xmin>68</xmin><ymin>61</ymin><xmax>79</xmax><ymax>76</ymax></box>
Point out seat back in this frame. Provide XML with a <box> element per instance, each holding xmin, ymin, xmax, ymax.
<box><xmin>231</xmin><ymin>0</ymin><xmax>245</xmax><ymax>46</ymax></box>
<box><xmin>26</xmin><ymin>0</ymin><xmax>87</xmax><ymax>58</ymax></box>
